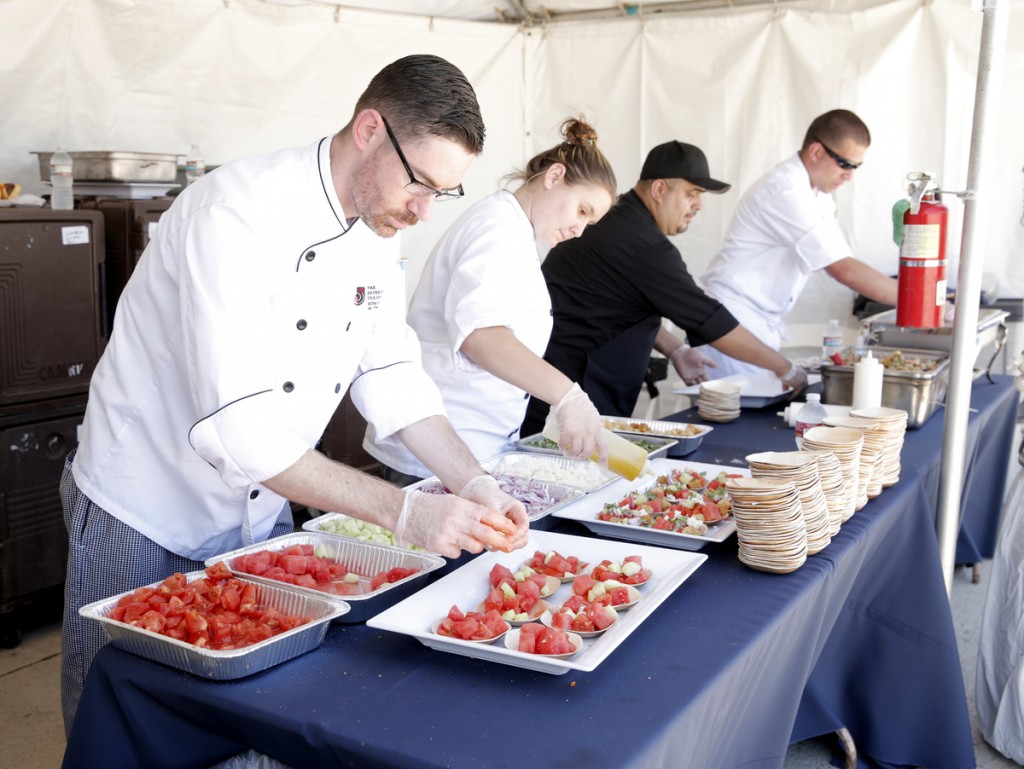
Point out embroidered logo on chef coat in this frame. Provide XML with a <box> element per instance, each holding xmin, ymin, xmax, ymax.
<box><xmin>354</xmin><ymin>284</ymin><xmax>385</xmax><ymax>311</ymax></box>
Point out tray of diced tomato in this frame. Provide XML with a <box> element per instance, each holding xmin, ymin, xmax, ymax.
<box><xmin>368</xmin><ymin>529</ymin><xmax>706</xmax><ymax>674</ymax></box>
<box><xmin>79</xmin><ymin>562</ymin><xmax>346</xmax><ymax>679</ymax></box>
<box><xmin>206</xmin><ymin>532</ymin><xmax>446</xmax><ymax>624</ymax></box>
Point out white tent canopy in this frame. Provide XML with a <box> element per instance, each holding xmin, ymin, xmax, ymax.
<box><xmin>2</xmin><ymin>0</ymin><xmax>1022</xmax><ymax>330</ymax></box>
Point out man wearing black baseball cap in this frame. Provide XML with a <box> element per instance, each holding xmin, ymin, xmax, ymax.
<box><xmin>521</xmin><ymin>140</ymin><xmax>806</xmax><ymax>433</ymax></box>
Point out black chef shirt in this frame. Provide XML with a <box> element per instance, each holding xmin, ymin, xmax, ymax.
<box><xmin>522</xmin><ymin>189</ymin><xmax>738</xmax><ymax>434</ymax></box>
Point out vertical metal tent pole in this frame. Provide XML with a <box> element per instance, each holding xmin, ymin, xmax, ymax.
<box><xmin>936</xmin><ymin>0</ymin><xmax>1009</xmax><ymax>597</ymax></box>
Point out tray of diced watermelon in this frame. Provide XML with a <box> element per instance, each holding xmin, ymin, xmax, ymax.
<box><xmin>367</xmin><ymin>529</ymin><xmax>706</xmax><ymax>674</ymax></box>
<box><xmin>206</xmin><ymin>532</ymin><xmax>446</xmax><ymax>624</ymax></box>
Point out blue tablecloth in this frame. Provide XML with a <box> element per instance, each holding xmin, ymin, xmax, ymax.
<box><xmin>62</xmin><ymin>378</ymin><xmax>1018</xmax><ymax>769</ymax></box>
<box><xmin>672</xmin><ymin>375</ymin><xmax>1018</xmax><ymax>564</ymax></box>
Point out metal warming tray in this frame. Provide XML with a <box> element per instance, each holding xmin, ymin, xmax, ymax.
<box><xmin>207</xmin><ymin>532</ymin><xmax>446</xmax><ymax>624</ymax></box>
<box><xmin>79</xmin><ymin>570</ymin><xmax>345</xmax><ymax>679</ymax></box>
<box><xmin>819</xmin><ymin>346</ymin><xmax>950</xmax><ymax>428</ymax></box>
<box><xmin>33</xmin><ymin>150</ymin><xmax>179</xmax><ymax>182</ymax></box>
<box><xmin>860</xmin><ymin>307</ymin><xmax>1009</xmax><ymax>372</ymax></box>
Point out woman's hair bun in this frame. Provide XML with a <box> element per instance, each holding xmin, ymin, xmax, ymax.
<box><xmin>562</xmin><ymin>117</ymin><xmax>598</xmax><ymax>147</ymax></box>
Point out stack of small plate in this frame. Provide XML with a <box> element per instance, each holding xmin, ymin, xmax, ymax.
<box><xmin>823</xmin><ymin>415</ymin><xmax>887</xmax><ymax>500</ymax></box>
<box><xmin>801</xmin><ymin>450</ymin><xmax>846</xmax><ymax>537</ymax></box>
<box><xmin>697</xmin><ymin>380</ymin><xmax>741</xmax><ymax>423</ymax></box>
<box><xmin>850</xmin><ymin>407</ymin><xmax>908</xmax><ymax>486</ymax></box>
<box><xmin>800</xmin><ymin>426</ymin><xmax>863</xmax><ymax>523</ymax></box>
<box><xmin>745</xmin><ymin>451</ymin><xmax>832</xmax><ymax>555</ymax></box>
<box><xmin>726</xmin><ymin>477</ymin><xmax>808</xmax><ymax>574</ymax></box>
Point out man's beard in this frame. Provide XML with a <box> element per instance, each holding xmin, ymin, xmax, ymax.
<box><xmin>351</xmin><ymin>160</ymin><xmax>419</xmax><ymax>238</ymax></box>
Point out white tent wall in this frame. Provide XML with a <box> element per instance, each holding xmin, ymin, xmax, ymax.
<box><xmin>530</xmin><ymin>0</ymin><xmax>1024</xmax><ymax>343</ymax></box>
<box><xmin>1</xmin><ymin>0</ymin><xmax>1022</xmax><ymax>334</ymax></box>
<box><xmin>0</xmin><ymin>0</ymin><xmax>526</xmax><ymax>294</ymax></box>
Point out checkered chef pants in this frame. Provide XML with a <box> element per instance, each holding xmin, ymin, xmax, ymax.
<box><xmin>59</xmin><ymin>450</ymin><xmax>294</xmax><ymax>738</ymax></box>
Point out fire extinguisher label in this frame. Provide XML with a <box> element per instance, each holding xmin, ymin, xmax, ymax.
<box><xmin>935</xmin><ymin>278</ymin><xmax>947</xmax><ymax>307</ymax></box>
<box><xmin>900</xmin><ymin>224</ymin><xmax>941</xmax><ymax>259</ymax></box>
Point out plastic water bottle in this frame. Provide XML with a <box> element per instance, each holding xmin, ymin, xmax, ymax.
<box><xmin>795</xmin><ymin>393</ymin><xmax>828</xmax><ymax>449</ymax></box>
<box><xmin>822</xmin><ymin>319</ymin><xmax>843</xmax><ymax>362</ymax></box>
<box><xmin>185</xmin><ymin>144</ymin><xmax>206</xmax><ymax>185</ymax></box>
<box><xmin>49</xmin><ymin>148</ymin><xmax>74</xmax><ymax>210</ymax></box>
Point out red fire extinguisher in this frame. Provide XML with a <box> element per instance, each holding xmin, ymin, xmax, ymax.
<box><xmin>895</xmin><ymin>173</ymin><xmax>948</xmax><ymax>328</ymax></box>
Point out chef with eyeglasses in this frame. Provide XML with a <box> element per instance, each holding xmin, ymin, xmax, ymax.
<box><xmin>698</xmin><ymin>109</ymin><xmax>899</xmax><ymax>379</ymax></box>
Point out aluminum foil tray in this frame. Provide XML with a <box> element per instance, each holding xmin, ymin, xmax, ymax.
<box><xmin>483</xmin><ymin>451</ymin><xmax>618</xmax><ymax>494</ymax></box>
<box><xmin>600</xmin><ymin>416</ymin><xmax>713</xmax><ymax>457</ymax></box>
<box><xmin>409</xmin><ymin>452</ymin><xmax>601</xmax><ymax>520</ymax></box>
<box><xmin>79</xmin><ymin>570</ymin><xmax>345</xmax><ymax>680</ymax></box>
<box><xmin>301</xmin><ymin>512</ymin><xmax>427</xmax><ymax>552</ymax></box>
<box><xmin>206</xmin><ymin>532</ymin><xmax>446</xmax><ymax>624</ymax></box>
<box><xmin>516</xmin><ymin>432</ymin><xmax>678</xmax><ymax>460</ymax></box>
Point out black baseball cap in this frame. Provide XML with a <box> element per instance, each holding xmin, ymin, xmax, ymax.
<box><xmin>639</xmin><ymin>141</ymin><xmax>731</xmax><ymax>193</ymax></box>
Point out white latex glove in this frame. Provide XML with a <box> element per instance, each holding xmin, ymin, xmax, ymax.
<box><xmin>670</xmin><ymin>345</ymin><xmax>717</xmax><ymax>385</ymax></box>
<box><xmin>552</xmin><ymin>383</ymin><xmax>607</xmax><ymax>464</ymax></box>
<box><xmin>459</xmin><ymin>474</ymin><xmax>530</xmax><ymax>551</ymax></box>
<box><xmin>780</xmin><ymin>359</ymin><xmax>808</xmax><ymax>394</ymax></box>
<box><xmin>393</xmin><ymin>487</ymin><xmax>527</xmax><ymax>559</ymax></box>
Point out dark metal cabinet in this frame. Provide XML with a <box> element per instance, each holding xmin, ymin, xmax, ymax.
<box><xmin>0</xmin><ymin>209</ymin><xmax>106</xmax><ymax>405</ymax></box>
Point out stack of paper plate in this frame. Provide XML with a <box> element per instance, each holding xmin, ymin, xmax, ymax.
<box><xmin>745</xmin><ymin>451</ymin><xmax>832</xmax><ymax>555</ymax></box>
<box><xmin>850</xmin><ymin>407</ymin><xmax>908</xmax><ymax>486</ymax></box>
<box><xmin>697</xmin><ymin>380</ymin><xmax>741</xmax><ymax>423</ymax></box>
<box><xmin>823</xmin><ymin>415</ymin><xmax>888</xmax><ymax>501</ymax></box>
<box><xmin>726</xmin><ymin>477</ymin><xmax>808</xmax><ymax>574</ymax></box>
<box><xmin>801</xmin><ymin>426</ymin><xmax>864</xmax><ymax>523</ymax></box>
<box><xmin>801</xmin><ymin>450</ymin><xmax>846</xmax><ymax>537</ymax></box>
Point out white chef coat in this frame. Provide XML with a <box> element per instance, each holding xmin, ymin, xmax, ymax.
<box><xmin>365</xmin><ymin>190</ymin><xmax>551</xmax><ymax>478</ymax></box>
<box><xmin>699</xmin><ymin>153</ymin><xmax>851</xmax><ymax>378</ymax></box>
<box><xmin>73</xmin><ymin>137</ymin><xmax>444</xmax><ymax>561</ymax></box>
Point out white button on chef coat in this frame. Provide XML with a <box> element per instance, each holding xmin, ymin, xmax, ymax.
<box><xmin>73</xmin><ymin>138</ymin><xmax>444</xmax><ymax>561</ymax></box>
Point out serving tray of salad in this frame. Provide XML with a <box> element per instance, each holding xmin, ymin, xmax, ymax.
<box><xmin>367</xmin><ymin>529</ymin><xmax>706</xmax><ymax>674</ymax></box>
<box><xmin>550</xmin><ymin>458</ymin><xmax>750</xmax><ymax>551</ymax></box>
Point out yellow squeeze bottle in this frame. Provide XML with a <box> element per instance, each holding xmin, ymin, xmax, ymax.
<box><xmin>542</xmin><ymin>416</ymin><xmax>650</xmax><ymax>481</ymax></box>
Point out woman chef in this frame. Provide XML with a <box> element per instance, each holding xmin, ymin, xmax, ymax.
<box><xmin>365</xmin><ymin>117</ymin><xmax>617</xmax><ymax>485</ymax></box>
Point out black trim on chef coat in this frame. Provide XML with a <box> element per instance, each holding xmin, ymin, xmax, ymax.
<box><xmin>522</xmin><ymin>189</ymin><xmax>738</xmax><ymax>434</ymax></box>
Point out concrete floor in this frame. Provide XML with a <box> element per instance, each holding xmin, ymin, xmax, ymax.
<box><xmin>1</xmin><ymin>559</ymin><xmax>1021</xmax><ymax>769</ymax></box>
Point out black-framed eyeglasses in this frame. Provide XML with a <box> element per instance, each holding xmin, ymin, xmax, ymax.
<box><xmin>811</xmin><ymin>136</ymin><xmax>862</xmax><ymax>171</ymax></box>
<box><xmin>381</xmin><ymin>116</ymin><xmax>465</xmax><ymax>201</ymax></box>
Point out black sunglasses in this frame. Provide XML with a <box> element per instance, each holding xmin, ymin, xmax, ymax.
<box><xmin>811</xmin><ymin>136</ymin><xmax>862</xmax><ymax>171</ymax></box>
<box><xmin>380</xmin><ymin>116</ymin><xmax>465</xmax><ymax>201</ymax></box>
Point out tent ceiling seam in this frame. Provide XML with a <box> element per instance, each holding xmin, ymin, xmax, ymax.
<box><xmin>273</xmin><ymin>0</ymin><xmax>854</xmax><ymax>26</ymax></box>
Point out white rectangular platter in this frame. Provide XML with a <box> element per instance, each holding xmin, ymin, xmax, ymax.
<box><xmin>367</xmin><ymin>529</ymin><xmax>706</xmax><ymax>675</ymax></box>
<box><xmin>674</xmin><ymin>372</ymin><xmax>821</xmax><ymax>408</ymax></box>
<box><xmin>550</xmin><ymin>458</ymin><xmax>750</xmax><ymax>551</ymax></box>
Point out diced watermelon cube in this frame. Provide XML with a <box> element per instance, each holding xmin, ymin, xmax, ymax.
<box><xmin>572</xmin><ymin>575</ymin><xmax>597</xmax><ymax>597</ymax></box>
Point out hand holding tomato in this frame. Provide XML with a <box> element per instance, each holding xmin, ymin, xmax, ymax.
<box><xmin>395</xmin><ymin>487</ymin><xmax>528</xmax><ymax>558</ymax></box>
<box><xmin>459</xmin><ymin>475</ymin><xmax>529</xmax><ymax>551</ymax></box>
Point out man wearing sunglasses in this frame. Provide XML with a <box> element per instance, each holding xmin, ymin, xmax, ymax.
<box><xmin>698</xmin><ymin>109</ymin><xmax>899</xmax><ymax>379</ymax></box>
<box><xmin>58</xmin><ymin>54</ymin><xmax>529</xmax><ymax>737</ymax></box>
